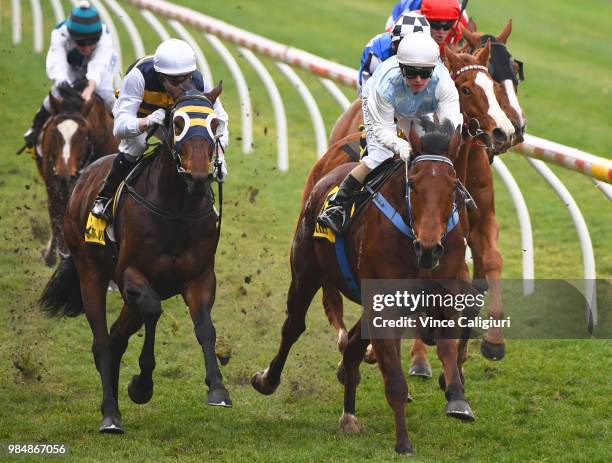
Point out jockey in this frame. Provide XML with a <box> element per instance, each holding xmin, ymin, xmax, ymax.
<box><xmin>90</xmin><ymin>38</ymin><xmax>229</xmax><ymax>220</ymax></box>
<box><xmin>23</xmin><ymin>1</ymin><xmax>117</xmax><ymax>150</ymax></box>
<box><xmin>318</xmin><ymin>33</ymin><xmax>462</xmax><ymax>235</ymax></box>
<box><xmin>359</xmin><ymin>12</ymin><xmax>431</xmax><ymax>88</ymax></box>
<box><xmin>384</xmin><ymin>0</ymin><xmax>471</xmax><ymax>54</ymax></box>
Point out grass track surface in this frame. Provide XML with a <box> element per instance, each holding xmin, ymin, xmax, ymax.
<box><xmin>0</xmin><ymin>0</ymin><xmax>610</xmax><ymax>461</ymax></box>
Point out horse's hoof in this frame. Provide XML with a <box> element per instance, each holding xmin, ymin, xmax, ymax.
<box><xmin>251</xmin><ymin>369</ymin><xmax>279</xmax><ymax>396</ymax></box>
<box><xmin>445</xmin><ymin>400</ymin><xmax>475</xmax><ymax>421</ymax></box>
<box><xmin>42</xmin><ymin>250</ymin><xmax>56</xmax><ymax>268</ymax></box>
<box><xmin>363</xmin><ymin>344</ymin><xmax>377</xmax><ymax>364</ymax></box>
<box><xmin>99</xmin><ymin>415</ymin><xmax>124</xmax><ymax>434</ymax></box>
<box><xmin>337</xmin><ymin>329</ymin><xmax>348</xmax><ymax>353</ymax></box>
<box><xmin>409</xmin><ymin>361</ymin><xmax>432</xmax><ymax>378</ymax></box>
<box><xmin>473</xmin><ymin>279</ymin><xmax>489</xmax><ymax>294</ymax></box>
<box><xmin>395</xmin><ymin>441</ymin><xmax>413</xmax><ymax>455</ymax></box>
<box><xmin>480</xmin><ymin>339</ymin><xmax>505</xmax><ymax>361</ymax></box>
<box><xmin>216</xmin><ymin>354</ymin><xmax>231</xmax><ymax>366</ymax></box>
<box><xmin>207</xmin><ymin>388</ymin><xmax>232</xmax><ymax>407</ymax></box>
<box><xmin>339</xmin><ymin>413</ymin><xmax>362</xmax><ymax>433</ymax></box>
<box><xmin>438</xmin><ymin>372</ymin><xmax>446</xmax><ymax>392</ymax></box>
<box><xmin>127</xmin><ymin>375</ymin><xmax>153</xmax><ymax>404</ymax></box>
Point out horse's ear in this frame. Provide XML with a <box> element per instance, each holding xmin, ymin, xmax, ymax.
<box><xmin>475</xmin><ymin>40</ymin><xmax>491</xmax><ymax>67</ymax></box>
<box><xmin>48</xmin><ymin>91</ymin><xmax>62</xmax><ymax>113</ymax></box>
<box><xmin>408</xmin><ymin>121</ymin><xmax>422</xmax><ymax>155</ymax></box>
<box><xmin>205</xmin><ymin>80</ymin><xmax>223</xmax><ymax>104</ymax></box>
<box><xmin>497</xmin><ymin>18</ymin><xmax>512</xmax><ymax>44</ymax></box>
<box><xmin>444</xmin><ymin>46</ymin><xmax>460</xmax><ymax>74</ymax></box>
<box><xmin>448</xmin><ymin>125</ymin><xmax>462</xmax><ymax>160</ymax></box>
<box><xmin>81</xmin><ymin>97</ymin><xmax>96</xmax><ymax>116</ymax></box>
<box><xmin>460</xmin><ymin>25</ymin><xmax>480</xmax><ymax>50</ymax></box>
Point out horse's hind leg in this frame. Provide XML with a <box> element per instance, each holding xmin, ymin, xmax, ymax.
<box><xmin>183</xmin><ymin>267</ymin><xmax>231</xmax><ymax>407</ymax></box>
<box><xmin>109</xmin><ymin>304</ymin><xmax>143</xmax><ymax>403</ymax></box>
<box><xmin>122</xmin><ymin>267</ymin><xmax>162</xmax><ymax>405</ymax></box>
<box><xmin>79</xmin><ymin>271</ymin><xmax>121</xmax><ymax>433</ymax></box>
<box><xmin>321</xmin><ymin>280</ymin><xmax>348</xmax><ymax>353</ymax></box>
<box><xmin>409</xmin><ymin>338</ymin><xmax>432</xmax><ymax>378</ymax></box>
<box><xmin>338</xmin><ymin>320</ymin><xmax>369</xmax><ymax>433</ymax></box>
<box><xmin>251</xmin><ymin>239</ymin><xmax>322</xmax><ymax>395</ymax></box>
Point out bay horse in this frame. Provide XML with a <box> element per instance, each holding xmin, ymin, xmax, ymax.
<box><xmin>37</xmin><ymin>81</ymin><xmax>118</xmax><ymax>266</ymax></box>
<box><xmin>39</xmin><ymin>80</ymin><xmax>230</xmax><ymax>433</ymax></box>
<box><xmin>252</xmin><ymin>119</ymin><xmax>476</xmax><ymax>455</ymax></box>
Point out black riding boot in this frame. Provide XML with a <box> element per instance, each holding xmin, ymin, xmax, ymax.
<box><xmin>317</xmin><ymin>174</ymin><xmax>362</xmax><ymax>235</ymax></box>
<box><xmin>23</xmin><ymin>105</ymin><xmax>52</xmax><ymax>149</ymax></box>
<box><xmin>91</xmin><ymin>152</ymin><xmax>137</xmax><ymax>221</ymax></box>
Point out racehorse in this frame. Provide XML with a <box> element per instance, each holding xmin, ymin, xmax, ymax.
<box><xmin>252</xmin><ymin>118</ymin><xmax>476</xmax><ymax>455</ymax></box>
<box><xmin>37</xmin><ymin>81</ymin><xmax>117</xmax><ymax>267</ymax></box>
<box><xmin>39</xmin><ymin>80</ymin><xmax>230</xmax><ymax>433</ymax></box>
<box><xmin>301</xmin><ymin>42</ymin><xmax>517</xmax><ymax>367</ymax></box>
<box><xmin>460</xmin><ymin>20</ymin><xmax>526</xmax><ymax>145</ymax></box>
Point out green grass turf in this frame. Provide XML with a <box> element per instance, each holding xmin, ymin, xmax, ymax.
<box><xmin>0</xmin><ymin>0</ymin><xmax>610</xmax><ymax>461</ymax></box>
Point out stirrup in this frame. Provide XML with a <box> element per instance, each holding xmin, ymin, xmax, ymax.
<box><xmin>318</xmin><ymin>206</ymin><xmax>345</xmax><ymax>235</ymax></box>
<box><xmin>91</xmin><ymin>197</ymin><xmax>111</xmax><ymax>220</ymax></box>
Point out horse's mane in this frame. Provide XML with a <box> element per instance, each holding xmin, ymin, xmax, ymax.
<box><xmin>417</xmin><ymin>116</ymin><xmax>456</xmax><ymax>156</ymax></box>
<box><xmin>56</xmin><ymin>81</ymin><xmax>87</xmax><ymax>113</ymax></box>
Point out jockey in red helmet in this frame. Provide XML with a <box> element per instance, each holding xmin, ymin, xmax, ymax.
<box><xmin>419</xmin><ymin>0</ymin><xmax>469</xmax><ymax>54</ymax></box>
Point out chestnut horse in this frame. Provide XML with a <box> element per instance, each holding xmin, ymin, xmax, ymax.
<box><xmin>37</xmin><ymin>81</ymin><xmax>117</xmax><ymax>266</ymax></box>
<box><xmin>252</xmin><ymin>119</ymin><xmax>476</xmax><ymax>455</ymax></box>
<box><xmin>301</xmin><ymin>43</ymin><xmax>516</xmax><ymax>368</ymax></box>
<box><xmin>39</xmin><ymin>82</ymin><xmax>230</xmax><ymax>433</ymax></box>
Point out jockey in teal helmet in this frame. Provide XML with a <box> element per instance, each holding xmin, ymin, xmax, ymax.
<box><xmin>22</xmin><ymin>0</ymin><xmax>118</xmax><ymax>151</ymax></box>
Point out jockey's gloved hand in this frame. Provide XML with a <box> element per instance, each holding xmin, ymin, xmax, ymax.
<box><xmin>146</xmin><ymin>109</ymin><xmax>166</xmax><ymax>128</ymax></box>
<box><xmin>398</xmin><ymin>140</ymin><xmax>412</xmax><ymax>162</ymax></box>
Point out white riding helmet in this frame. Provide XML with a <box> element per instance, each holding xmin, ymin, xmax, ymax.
<box><xmin>391</xmin><ymin>12</ymin><xmax>431</xmax><ymax>43</ymax></box>
<box><xmin>153</xmin><ymin>38</ymin><xmax>197</xmax><ymax>75</ymax></box>
<box><xmin>396</xmin><ymin>33</ymin><xmax>439</xmax><ymax>67</ymax></box>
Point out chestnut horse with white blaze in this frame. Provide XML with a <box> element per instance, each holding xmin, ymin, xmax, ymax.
<box><xmin>37</xmin><ymin>81</ymin><xmax>117</xmax><ymax>267</ymax></box>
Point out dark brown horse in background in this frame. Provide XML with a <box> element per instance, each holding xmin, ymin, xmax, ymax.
<box><xmin>40</xmin><ymin>81</ymin><xmax>230</xmax><ymax>433</ymax></box>
<box><xmin>37</xmin><ymin>81</ymin><xmax>117</xmax><ymax>266</ymax></box>
<box><xmin>253</xmin><ymin>119</ymin><xmax>476</xmax><ymax>455</ymax></box>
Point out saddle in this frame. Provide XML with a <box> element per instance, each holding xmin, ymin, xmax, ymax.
<box><xmin>314</xmin><ymin>158</ymin><xmax>404</xmax><ymax>243</ymax></box>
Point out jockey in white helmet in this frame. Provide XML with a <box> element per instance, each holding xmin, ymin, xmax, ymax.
<box><xmin>91</xmin><ymin>38</ymin><xmax>229</xmax><ymax>220</ymax></box>
<box><xmin>318</xmin><ymin>33</ymin><xmax>462</xmax><ymax>235</ymax></box>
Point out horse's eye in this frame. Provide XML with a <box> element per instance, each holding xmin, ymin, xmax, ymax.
<box><xmin>174</xmin><ymin>118</ymin><xmax>185</xmax><ymax>132</ymax></box>
<box><xmin>461</xmin><ymin>87</ymin><xmax>471</xmax><ymax>95</ymax></box>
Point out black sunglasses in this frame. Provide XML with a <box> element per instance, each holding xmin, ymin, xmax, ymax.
<box><xmin>75</xmin><ymin>38</ymin><xmax>98</xmax><ymax>47</ymax></box>
<box><xmin>429</xmin><ymin>20</ymin><xmax>455</xmax><ymax>30</ymax></box>
<box><xmin>401</xmin><ymin>65</ymin><xmax>434</xmax><ymax>79</ymax></box>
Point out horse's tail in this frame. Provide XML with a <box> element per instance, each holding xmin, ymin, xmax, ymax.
<box><xmin>39</xmin><ymin>256</ymin><xmax>84</xmax><ymax>317</ymax></box>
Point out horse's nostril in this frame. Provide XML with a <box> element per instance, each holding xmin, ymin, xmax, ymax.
<box><xmin>432</xmin><ymin>243</ymin><xmax>444</xmax><ymax>260</ymax></box>
<box><xmin>413</xmin><ymin>240</ymin><xmax>422</xmax><ymax>257</ymax></box>
<box><xmin>492</xmin><ymin>128</ymin><xmax>507</xmax><ymax>143</ymax></box>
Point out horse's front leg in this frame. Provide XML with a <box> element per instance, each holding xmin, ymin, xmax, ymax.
<box><xmin>468</xmin><ymin>212</ymin><xmax>505</xmax><ymax>360</ymax></box>
<box><xmin>436</xmin><ymin>338</ymin><xmax>475</xmax><ymax>421</ymax></box>
<box><xmin>42</xmin><ymin>194</ymin><xmax>59</xmax><ymax>267</ymax></box>
<box><xmin>122</xmin><ymin>267</ymin><xmax>162</xmax><ymax>406</ymax></box>
<box><xmin>183</xmin><ymin>267</ymin><xmax>231</xmax><ymax>407</ymax></box>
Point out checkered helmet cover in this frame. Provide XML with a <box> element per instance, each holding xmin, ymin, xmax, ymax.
<box><xmin>391</xmin><ymin>12</ymin><xmax>431</xmax><ymax>43</ymax></box>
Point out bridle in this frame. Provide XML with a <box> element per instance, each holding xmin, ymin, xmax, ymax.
<box><xmin>404</xmin><ymin>154</ymin><xmax>476</xmax><ymax>244</ymax></box>
<box><xmin>153</xmin><ymin>93</ymin><xmax>222</xmax><ymax>180</ymax></box>
<box><xmin>452</xmin><ymin>64</ymin><xmax>494</xmax><ymax>151</ymax></box>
